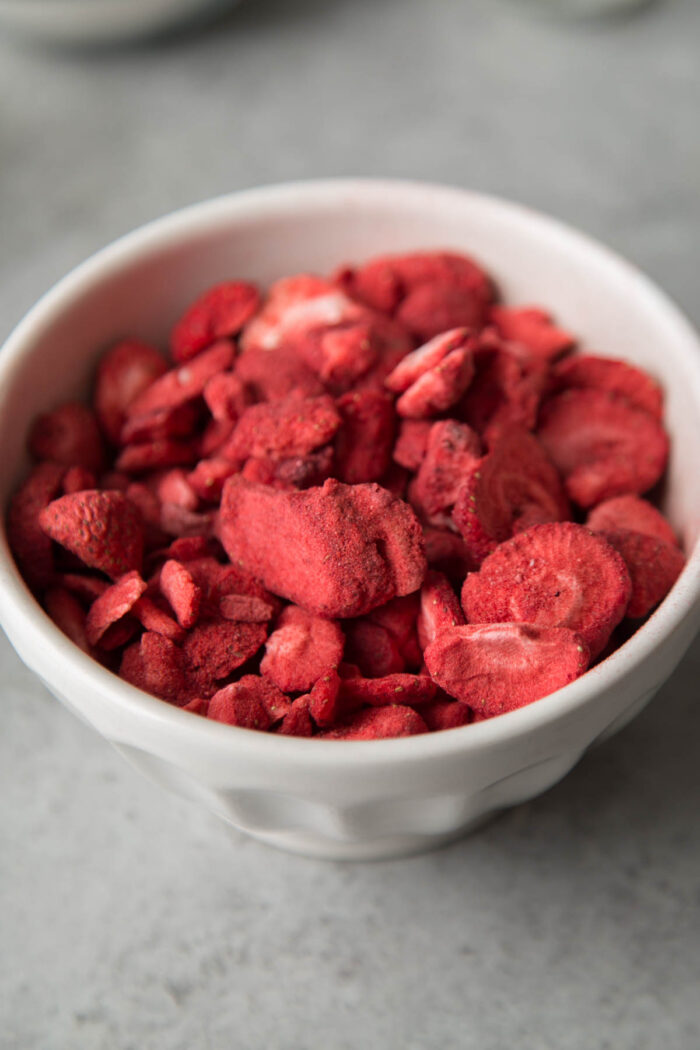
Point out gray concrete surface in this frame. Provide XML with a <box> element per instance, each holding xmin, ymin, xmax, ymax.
<box><xmin>1</xmin><ymin>1</ymin><xmax>699</xmax><ymax>1046</ymax></box>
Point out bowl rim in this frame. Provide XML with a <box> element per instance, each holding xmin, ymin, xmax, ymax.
<box><xmin>1</xmin><ymin>177</ymin><xmax>699</xmax><ymax>767</ymax></box>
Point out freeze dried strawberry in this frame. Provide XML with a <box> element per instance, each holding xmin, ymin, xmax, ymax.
<box><xmin>490</xmin><ymin>306</ymin><xmax>574</xmax><ymax>362</ymax></box>
<box><xmin>421</xmin><ymin>701</ymin><xmax>472</xmax><ymax>731</ymax></box>
<box><xmin>159</xmin><ymin>560</ymin><xmax>202</xmax><ymax>629</ymax></box>
<box><xmin>29</xmin><ymin>401</ymin><xmax>105</xmax><ymax>474</ymax></box>
<box><xmin>395</xmin><ymin>344</ymin><xmax>475</xmax><ymax>420</ymax></box>
<box><xmin>39</xmin><ymin>490</ymin><xmax>144</xmax><ymax>579</ymax></box>
<box><xmin>344</xmin><ymin>620</ymin><xmax>405</xmax><ymax>677</ymax></box>
<box><xmin>93</xmin><ymin>616</ymin><xmax>140</xmax><ymax>652</ymax></box>
<box><xmin>154</xmin><ymin>469</ymin><xmax>199</xmax><ymax>510</ymax></box>
<box><xmin>587</xmin><ymin>495</ymin><xmax>677</xmax><ymax>548</ymax></box>
<box><xmin>159</xmin><ymin>503</ymin><xmax>216</xmax><ymax>539</ymax></box>
<box><xmin>85</xmin><ymin>570</ymin><xmax>147</xmax><ymax>646</ymax></box>
<box><xmin>183</xmin><ymin>620</ymin><xmax>267</xmax><ymax>683</ymax></box>
<box><xmin>187</xmin><ymin>457</ymin><xmax>239</xmax><ymax>502</ymax></box>
<box><xmin>225</xmin><ymin>395</ymin><xmax>341</xmax><ymax>462</ymax></box>
<box><xmin>599</xmin><ymin>529</ymin><xmax>685</xmax><ymax>618</ymax></box>
<box><xmin>219</xmin><ymin>594</ymin><xmax>275</xmax><ymax>622</ymax></box>
<box><xmin>153</xmin><ymin>535</ymin><xmax>214</xmax><ymax>563</ymax></box>
<box><xmin>537</xmin><ymin>389</ymin><xmax>669</xmax><ymax>507</ymax></box>
<box><xmin>386</xmin><ymin>329</ymin><xmax>469</xmax><ymax>392</ymax></box>
<box><xmin>202</xmin><ymin>372</ymin><xmax>251</xmax><ymax>422</ymax></box>
<box><xmin>241</xmin><ymin>447</ymin><xmax>334</xmax><ymax>491</ymax></box>
<box><xmin>182</xmin><ymin>697</ymin><xmax>209</xmax><ymax>717</ymax></box>
<box><xmin>423</xmin><ymin>526</ymin><xmax>475</xmax><ymax>582</ymax></box>
<box><xmin>393</xmin><ymin>420</ymin><xmax>432</xmax><ymax>471</ymax></box>
<box><xmin>397</xmin><ymin>283</ymin><xmax>486</xmax><ymax>345</ymax></box>
<box><xmin>124</xmin><ymin>483</ymin><xmax>168</xmax><ymax>550</ymax></box>
<box><xmin>240</xmin><ymin>274</ymin><xmax>348</xmax><ymax>351</ymax></box>
<box><xmin>417</xmin><ymin>570</ymin><xmax>465</xmax><ymax>650</ymax></box>
<box><xmin>58</xmin><ymin>573</ymin><xmax>110</xmax><ymax>603</ymax></box>
<box><xmin>340</xmin><ymin>673</ymin><xmax>437</xmax><ymax>707</ymax></box>
<box><xmin>321</xmin><ymin>705</ymin><xmax>428</xmax><ymax>740</ymax></box>
<box><xmin>462</xmin><ymin>522</ymin><xmax>632</xmax><ymax>657</ymax></box>
<box><xmin>261</xmin><ymin>605</ymin><xmax>345</xmax><ymax>693</ymax></box>
<box><xmin>552</xmin><ymin>354</ymin><xmax>663</xmax><ymax>419</ymax></box>
<box><xmin>119</xmin><ymin>632</ymin><xmax>186</xmax><ymax>703</ymax></box>
<box><xmin>120</xmin><ymin>403</ymin><xmax>199</xmax><ymax>447</ymax></box>
<box><xmin>219</xmin><ymin>477</ymin><xmax>426</xmax><ymax>618</ymax></box>
<box><xmin>7</xmin><ymin>462</ymin><xmax>65</xmax><ymax>590</ymax></box>
<box><xmin>127</xmin><ymin>340</ymin><xmax>234</xmax><ymax>419</ymax></box>
<box><xmin>278</xmin><ymin>695</ymin><xmax>314</xmax><ymax>737</ymax></box>
<box><xmin>308</xmin><ymin>668</ymin><xmax>342</xmax><ymax>728</ymax></box>
<box><xmin>185</xmin><ymin>557</ymin><xmax>272</xmax><ymax>614</ymax></box>
<box><xmin>318</xmin><ymin>324</ymin><xmax>379</xmax><ymax>388</ymax></box>
<box><xmin>94</xmin><ymin>340</ymin><xmax>168</xmax><ymax>446</ymax></box>
<box><xmin>334</xmin><ymin>389</ymin><xmax>395</xmax><ymax>484</ymax></box>
<box><xmin>409</xmin><ymin>420</ymin><xmax>481</xmax><ymax>520</ymax></box>
<box><xmin>424</xmin><ymin>623</ymin><xmax>589</xmax><ymax>716</ymax></box>
<box><xmin>62</xmin><ymin>466</ymin><xmax>97</xmax><ymax>495</ymax></box>
<box><xmin>116</xmin><ymin>439</ymin><xmax>198</xmax><ymax>474</ymax></box>
<box><xmin>208</xmin><ymin>675</ymin><xmax>290</xmax><ymax>729</ymax></box>
<box><xmin>452</xmin><ymin>426</ymin><xmax>569</xmax><ymax>564</ymax></box>
<box><xmin>458</xmin><ymin>335</ymin><xmax>548</xmax><ymax>437</ymax></box>
<box><xmin>133</xmin><ymin>595</ymin><xmax>186</xmax><ymax>643</ymax></box>
<box><xmin>234</xmin><ymin>347</ymin><xmax>324</xmax><ymax>403</ymax></box>
<box><xmin>171</xmin><ymin>281</ymin><xmax>261</xmax><ymax>362</ymax></box>
<box><xmin>368</xmin><ymin>593</ymin><xmax>422</xmax><ymax>668</ymax></box>
<box><xmin>44</xmin><ymin>587</ymin><xmax>93</xmax><ymax>654</ymax></box>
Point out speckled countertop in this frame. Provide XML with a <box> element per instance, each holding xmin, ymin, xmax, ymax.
<box><xmin>1</xmin><ymin>1</ymin><xmax>699</xmax><ymax>1047</ymax></box>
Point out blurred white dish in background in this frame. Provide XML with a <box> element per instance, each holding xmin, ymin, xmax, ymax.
<box><xmin>0</xmin><ymin>0</ymin><xmax>240</xmax><ymax>45</ymax></box>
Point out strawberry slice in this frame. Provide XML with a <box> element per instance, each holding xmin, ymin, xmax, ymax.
<box><xmin>599</xmin><ymin>529</ymin><xmax>685</xmax><ymax>618</ymax></box>
<box><xmin>552</xmin><ymin>354</ymin><xmax>663</xmax><ymax>420</ymax></box>
<box><xmin>127</xmin><ymin>339</ymin><xmax>234</xmax><ymax>420</ymax></box>
<box><xmin>7</xmin><ymin>462</ymin><xmax>65</xmax><ymax>591</ymax></box>
<box><xmin>39</xmin><ymin>489</ymin><xmax>144</xmax><ymax>579</ymax></box>
<box><xmin>94</xmin><ymin>340</ymin><xmax>167</xmax><ymax>446</ymax></box>
<box><xmin>490</xmin><ymin>306</ymin><xmax>574</xmax><ymax>362</ymax></box>
<box><xmin>320</xmin><ymin>705</ymin><xmax>428</xmax><ymax>740</ymax></box>
<box><xmin>85</xmin><ymin>570</ymin><xmax>148</xmax><ymax>646</ymax></box>
<box><xmin>29</xmin><ymin>402</ymin><xmax>105</xmax><ymax>474</ymax></box>
<box><xmin>424</xmin><ymin>622</ymin><xmax>589</xmax><ymax>717</ymax></box>
<box><xmin>409</xmin><ymin>419</ymin><xmax>482</xmax><ymax>521</ymax></box>
<box><xmin>260</xmin><ymin>605</ymin><xmax>345</xmax><ymax>694</ymax></box>
<box><xmin>225</xmin><ymin>395</ymin><xmax>341</xmax><ymax>462</ymax></box>
<box><xmin>170</xmin><ymin>281</ymin><xmax>261</xmax><ymax>363</ymax></box>
<box><xmin>537</xmin><ymin>389</ymin><xmax>669</xmax><ymax>508</ymax></box>
<box><xmin>461</xmin><ymin>522</ymin><xmax>632</xmax><ymax>657</ymax></box>
<box><xmin>417</xmin><ymin>570</ymin><xmax>465</xmax><ymax>651</ymax></box>
<box><xmin>452</xmin><ymin>426</ymin><xmax>569</xmax><ymax>564</ymax></box>
<box><xmin>333</xmin><ymin>389</ymin><xmax>396</xmax><ymax>485</ymax></box>
<box><xmin>586</xmin><ymin>495</ymin><xmax>678</xmax><ymax>548</ymax></box>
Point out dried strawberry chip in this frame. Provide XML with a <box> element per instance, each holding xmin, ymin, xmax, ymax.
<box><xmin>182</xmin><ymin>697</ymin><xmax>209</xmax><ymax>717</ymax></box>
<box><xmin>367</xmin><ymin>593</ymin><xmax>421</xmax><ymax>668</ymax></box>
<box><xmin>183</xmin><ymin>620</ymin><xmax>267</xmax><ymax>683</ymax></box>
<box><xmin>44</xmin><ymin>586</ymin><xmax>93</xmax><ymax>654</ymax></box>
<box><xmin>234</xmin><ymin>347</ymin><xmax>324</xmax><ymax>403</ymax></box>
<box><xmin>39</xmin><ymin>489</ymin><xmax>144</xmax><ymax>579</ymax></box>
<box><xmin>219</xmin><ymin>594</ymin><xmax>275</xmax><ymax>623</ymax></box>
<box><xmin>308</xmin><ymin>669</ymin><xmax>342</xmax><ymax>728</ymax></box>
<box><xmin>7</xmin><ymin>462</ymin><xmax>65</xmax><ymax>591</ymax></box>
<box><xmin>240</xmin><ymin>274</ymin><xmax>364</xmax><ymax>353</ymax></box>
<box><xmin>97</xmin><ymin>616</ymin><xmax>140</xmax><ymax>652</ymax></box>
<box><xmin>393</xmin><ymin>419</ymin><xmax>432</xmax><ymax>471</ymax></box>
<box><xmin>318</xmin><ymin>324</ymin><xmax>379</xmax><ymax>388</ymax></box>
<box><xmin>159</xmin><ymin>560</ymin><xmax>202</xmax><ymax>629</ymax></box>
<box><xmin>409</xmin><ymin>419</ymin><xmax>482</xmax><ymax>520</ymax></box>
<box><xmin>552</xmin><ymin>354</ymin><xmax>663</xmax><ymax>419</ymax></box>
<box><xmin>458</xmin><ymin>336</ymin><xmax>548</xmax><ymax>437</ymax></box>
<box><xmin>417</xmin><ymin>570</ymin><xmax>465</xmax><ymax>651</ymax></box>
<box><xmin>452</xmin><ymin>426</ymin><xmax>569</xmax><ymax>564</ymax></box>
<box><xmin>334</xmin><ymin>389</ymin><xmax>395</xmax><ymax>485</ymax></box>
<box><xmin>277</xmin><ymin>695</ymin><xmax>314</xmax><ymax>737</ymax></box>
<box><xmin>159</xmin><ymin>503</ymin><xmax>216</xmax><ymax>540</ymax></box>
<box><xmin>62</xmin><ymin>466</ymin><xmax>97</xmax><ymax>495</ymax></box>
<box><xmin>490</xmin><ymin>306</ymin><xmax>574</xmax><ymax>362</ymax></box>
<box><xmin>127</xmin><ymin>340</ymin><xmax>234</xmax><ymax>420</ymax></box>
<box><xmin>587</xmin><ymin>495</ymin><xmax>677</xmax><ymax>548</ymax></box>
<box><xmin>153</xmin><ymin>469</ymin><xmax>199</xmax><ymax>510</ymax></box>
<box><xmin>397</xmin><ymin>283</ymin><xmax>487</xmax><ymax>344</ymax></box>
<box><xmin>344</xmin><ymin>620</ymin><xmax>405</xmax><ymax>678</ymax></box>
<box><xmin>153</xmin><ymin>536</ymin><xmax>214</xmax><ymax>564</ymax></box>
<box><xmin>599</xmin><ymin>529</ymin><xmax>685</xmax><ymax>619</ymax></box>
<box><xmin>340</xmin><ymin>673</ymin><xmax>437</xmax><ymax>707</ymax></box>
<box><xmin>395</xmin><ymin>345</ymin><xmax>475</xmax><ymax>420</ymax></box>
<box><xmin>537</xmin><ymin>389</ymin><xmax>669</xmax><ymax>508</ymax></box>
<box><xmin>116</xmin><ymin>439</ymin><xmax>198</xmax><ymax>474</ymax></box>
<box><xmin>124</xmin><ymin>483</ymin><xmax>169</xmax><ymax>551</ymax></box>
<box><xmin>119</xmin><ymin>632</ymin><xmax>186</xmax><ymax>703</ymax></box>
<box><xmin>386</xmin><ymin>328</ymin><xmax>470</xmax><ymax>393</ymax></box>
<box><xmin>203</xmin><ymin>372</ymin><xmax>251</xmax><ymax>422</ymax></box>
<box><xmin>29</xmin><ymin>401</ymin><xmax>105</xmax><ymax>474</ymax></box>
<box><xmin>462</xmin><ymin>522</ymin><xmax>632</xmax><ymax>657</ymax></box>
<box><xmin>120</xmin><ymin>403</ymin><xmax>199</xmax><ymax>447</ymax></box>
<box><xmin>423</xmin><ymin>526</ymin><xmax>475</xmax><ymax>583</ymax></box>
<box><xmin>85</xmin><ymin>570</ymin><xmax>147</xmax><ymax>646</ymax></box>
<box><xmin>321</xmin><ymin>704</ymin><xmax>428</xmax><ymax>740</ymax></box>
<box><xmin>94</xmin><ymin>340</ymin><xmax>167</xmax><ymax>446</ymax></box>
<box><xmin>58</xmin><ymin>573</ymin><xmax>110</xmax><ymax>603</ymax></box>
<box><xmin>225</xmin><ymin>395</ymin><xmax>341</xmax><ymax>463</ymax></box>
<box><xmin>171</xmin><ymin>281</ymin><xmax>261</xmax><ymax>363</ymax></box>
<box><xmin>424</xmin><ymin>623</ymin><xmax>589</xmax><ymax>716</ymax></box>
<box><xmin>133</xmin><ymin>595</ymin><xmax>186</xmax><ymax>642</ymax></box>
<box><xmin>420</xmin><ymin>701</ymin><xmax>472</xmax><ymax>731</ymax></box>
<box><xmin>260</xmin><ymin>605</ymin><xmax>345</xmax><ymax>693</ymax></box>
<box><xmin>208</xmin><ymin>675</ymin><xmax>290</xmax><ymax>729</ymax></box>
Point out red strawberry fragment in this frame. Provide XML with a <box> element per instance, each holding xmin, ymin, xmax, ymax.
<box><xmin>490</xmin><ymin>306</ymin><xmax>574</xmax><ymax>362</ymax></box>
<box><xmin>552</xmin><ymin>354</ymin><xmax>663</xmax><ymax>419</ymax></box>
<box><xmin>171</xmin><ymin>281</ymin><xmax>261</xmax><ymax>363</ymax></box>
<box><xmin>7</xmin><ymin>462</ymin><xmax>65</xmax><ymax>591</ymax></box>
<box><xmin>159</xmin><ymin>559</ymin><xmax>202</xmax><ymax>629</ymax></box>
<box><xmin>119</xmin><ymin>632</ymin><xmax>186</xmax><ymax>703</ymax></box>
<box><xmin>599</xmin><ymin>529</ymin><xmax>685</xmax><ymax>619</ymax></box>
<box><xmin>586</xmin><ymin>495</ymin><xmax>677</xmax><ymax>548</ymax></box>
<box><xmin>417</xmin><ymin>570</ymin><xmax>465</xmax><ymax>651</ymax></box>
<box><xmin>261</xmin><ymin>605</ymin><xmax>345</xmax><ymax>693</ymax></box>
<box><xmin>94</xmin><ymin>339</ymin><xmax>167</xmax><ymax>446</ymax></box>
<box><xmin>320</xmin><ymin>704</ymin><xmax>428</xmax><ymax>740</ymax></box>
<box><xmin>29</xmin><ymin>402</ymin><xmax>105</xmax><ymax>473</ymax></box>
<box><xmin>208</xmin><ymin>675</ymin><xmax>290</xmax><ymax>729</ymax></box>
<box><xmin>85</xmin><ymin>570</ymin><xmax>147</xmax><ymax>646</ymax></box>
<box><xmin>39</xmin><ymin>489</ymin><xmax>144</xmax><ymax>579</ymax></box>
<box><xmin>44</xmin><ymin>586</ymin><xmax>93</xmax><ymax>654</ymax></box>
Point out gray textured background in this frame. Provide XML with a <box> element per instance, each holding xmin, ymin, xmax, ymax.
<box><xmin>1</xmin><ymin>1</ymin><xmax>699</xmax><ymax>1047</ymax></box>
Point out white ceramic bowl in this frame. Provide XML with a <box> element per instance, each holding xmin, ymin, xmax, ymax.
<box><xmin>1</xmin><ymin>180</ymin><xmax>699</xmax><ymax>861</ymax></box>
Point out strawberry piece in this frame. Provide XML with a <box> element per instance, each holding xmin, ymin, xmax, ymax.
<box><xmin>187</xmin><ymin>457</ymin><xmax>239</xmax><ymax>503</ymax></box>
<box><xmin>458</xmin><ymin>335</ymin><xmax>548</xmax><ymax>437</ymax></box>
<box><xmin>116</xmin><ymin>439</ymin><xmax>198</xmax><ymax>474</ymax></box>
<box><xmin>133</xmin><ymin>595</ymin><xmax>186</xmax><ymax>643</ymax></box>
<box><xmin>123</xmin><ymin>483</ymin><xmax>169</xmax><ymax>551</ymax></box>
<box><xmin>183</xmin><ymin>620</ymin><xmax>267</xmax><ymax>687</ymax></box>
<box><xmin>587</xmin><ymin>495</ymin><xmax>677</xmax><ymax>548</ymax></box>
<box><xmin>7</xmin><ymin>462</ymin><xmax>65</xmax><ymax>590</ymax></box>
<box><xmin>119</xmin><ymin>632</ymin><xmax>186</xmax><ymax>702</ymax></box>
<box><xmin>277</xmin><ymin>695</ymin><xmax>314</xmax><ymax>737</ymax></box>
<box><xmin>334</xmin><ymin>389</ymin><xmax>396</xmax><ymax>484</ymax></box>
<box><xmin>421</xmin><ymin>701</ymin><xmax>472</xmax><ymax>731</ymax></box>
<box><xmin>120</xmin><ymin>403</ymin><xmax>199</xmax><ymax>447</ymax></box>
<box><xmin>452</xmin><ymin>426</ymin><xmax>569</xmax><ymax>564</ymax></box>
<box><xmin>154</xmin><ymin>469</ymin><xmax>199</xmax><ymax>510</ymax></box>
<box><xmin>182</xmin><ymin>697</ymin><xmax>209</xmax><ymax>717</ymax></box>
<box><xmin>29</xmin><ymin>402</ymin><xmax>105</xmax><ymax>473</ymax></box>
<box><xmin>308</xmin><ymin>669</ymin><xmax>343</xmax><ymax>728</ymax></box>
<box><xmin>424</xmin><ymin>623</ymin><xmax>589</xmax><ymax>716</ymax></box>
<box><xmin>417</xmin><ymin>570</ymin><xmax>465</xmax><ymax>650</ymax></box>
<box><xmin>552</xmin><ymin>354</ymin><xmax>663</xmax><ymax>419</ymax></box>
<box><xmin>58</xmin><ymin>573</ymin><xmax>110</xmax><ymax>603</ymax></box>
<box><xmin>397</xmin><ymin>283</ymin><xmax>486</xmax><ymax>344</ymax></box>
<box><xmin>490</xmin><ymin>306</ymin><xmax>574</xmax><ymax>362</ymax></box>
<box><xmin>219</xmin><ymin>594</ymin><xmax>275</xmax><ymax>623</ymax></box>
<box><xmin>393</xmin><ymin>419</ymin><xmax>432</xmax><ymax>471</ymax></box>
<box><xmin>240</xmin><ymin>274</ymin><xmax>352</xmax><ymax>352</ymax></box>
<box><xmin>240</xmin><ymin>449</ymin><xmax>332</xmax><ymax>491</ymax></box>
<box><xmin>422</xmin><ymin>527</ymin><xmax>475</xmax><ymax>583</ymax></box>
<box><xmin>599</xmin><ymin>529</ymin><xmax>685</xmax><ymax>618</ymax></box>
<box><xmin>260</xmin><ymin>605</ymin><xmax>345</xmax><ymax>693</ymax></box>
<box><xmin>409</xmin><ymin>420</ymin><xmax>482</xmax><ymax>520</ymax></box>
<box><xmin>368</xmin><ymin>593</ymin><xmax>422</xmax><ymax>669</ymax></box>
<box><xmin>185</xmin><ymin>556</ymin><xmax>273</xmax><ymax>615</ymax></box>
<box><xmin>94</xmin><ymin>340</ymin><xmax>167</xmax><ymax>446</ymax></box>
<box><xmin>153</xmin><ymin>536</ymin><xmax>214</xmax><ymax>563</ymax></box>
<box><xmin>44</xmin><ymin>587</ymin><xmax>93</xmax><ymax>654</ymax></box>
<box><xmin>340</xmin><ymin>673</ymin><xmax>437</xmax><ymax>707</ymax></box>
<box><xmin>62</xmin><ymin>466</ymin><xmax>97</xmax><ymax>495</ymax></box>
<box><xmin>159</xmin><ymin>560</ymin><xmax>202</xmax><ymax>629</ymax></box>
<box><xmin>202</xmin><ymin>372</ymin><xmax>251</xmax><ymax>422</ymax></box>
<box><xmin>219</xmin><ymin>477</ymin><xmax>427</xmax><ymax>618</ymax></box>
<box><xmin>395</xmin><ymin>345</ymin><xmax>475</xmax><ymax>420</ymax></box>
<box><xmin>318</xmin><ymin>324</ymin><xmax>379</xmax><ymax>388</ymax></box>
<box><xmin>234</xmin><ymin>347</ymin><xmax>324</xmax><ymax>402</ymax></box>
<box><xmin>127</xmin><ymin>340</ymin><xmax>234</xmax><ymax>419</ymax></box>
<box><xmin>225</xmin><ymin>395</ymin><xmax>341</xmax><ymax>462</ymax></box>
<box><xmin>85</xmin><ymin>570</ymin><xmax>147</xmax><ymax>646</ymax></box>
<box><xmin>462</xmin><ymin>522</ymin><xmax>632</xmax><ymax>657</ymax></box>
<box><xmin>537</xmin><ymin>389</ymin><xmax>669</xmax><ymax>507</ymax></box>
<box><xmin>170</xmin><ymin>281</ymin><xmax>261</xmax><ymax>362</ymax></box>
<box><xmin>344</xmin><ymin>620</ymin><xmax>405</xmax><ymax>677</ymax></box>
<box><xmin>39</xmin><ymin>490</ymin><xmax>144</xmax><ymax>579</ymax></box>
<box><xmin>208</xmin><ymin>675</ymin><xmax>290</xmax><ymax>729</ymax></box>
<box><xmin>321</xmin><ymin>704</ymin><xmax>428</xmax><ymax>740</ymax></box>
<box><xmin>386</xmin><ymin>328</ymin><xmax>472</xmax><ymax>392</ymax></box>
<box><xmin>159</xmin><ymin>503</ymin><xmax>216</xmax><ymax>539</ymax></box>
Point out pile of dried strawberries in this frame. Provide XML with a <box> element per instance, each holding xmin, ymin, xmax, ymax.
<box><xmin>6</xmin><ymin>251</ymin><xmax>686</xmax><ymax>738</ymax></box>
